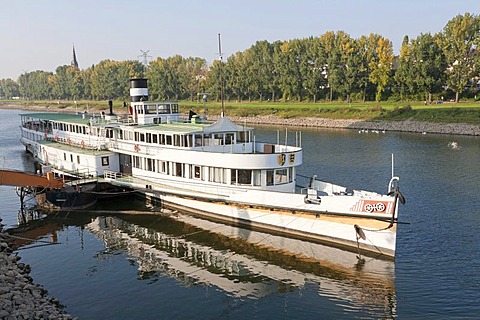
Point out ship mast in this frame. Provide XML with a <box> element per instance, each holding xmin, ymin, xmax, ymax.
<box><xmin>218</xmin><ymin>33</ymin><xmax>225</xmax><ymax>117</ymax></box>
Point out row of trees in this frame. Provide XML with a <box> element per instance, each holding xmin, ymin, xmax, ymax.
<box><xmin>1</xmin><ymin>13</ymin><xmax>478</xmax><ymax>103</ymax></box>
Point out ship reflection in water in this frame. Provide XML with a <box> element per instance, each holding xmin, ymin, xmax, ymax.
<box><xmin>86</xmin><ymin>211</ymin><xmax>396</xmax><ymax>315</ymax></box>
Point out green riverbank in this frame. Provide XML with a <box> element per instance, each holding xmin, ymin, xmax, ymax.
<box><xmin>1</xmin><ymin>100</ymin><xmax>479</xmax><ymax>135</ymax></box>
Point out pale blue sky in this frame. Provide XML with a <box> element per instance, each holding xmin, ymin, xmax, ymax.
<box><xmin>1</xmin><ymin>0</ymin><xmax>478</xmax><ymax>80</ymax></box>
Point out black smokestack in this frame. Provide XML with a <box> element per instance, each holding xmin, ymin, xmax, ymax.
<box><xmin>108</xmin><ymin>100</ymin><xmax>113</xmax><ymax>115</ymax></box>
<box><xmin>130</xmin><ymin>79</ymin><xmax>148</xmax><ymax>102</ymax></box>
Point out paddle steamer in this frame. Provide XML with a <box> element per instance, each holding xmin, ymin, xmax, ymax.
<box><xmin>19</xmin><ymin>79</ymin><xmax>404</xmax><ymax>258</ymax></box>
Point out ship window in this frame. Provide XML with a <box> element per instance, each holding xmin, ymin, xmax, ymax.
<box><xmin>146</xmin><ymin>158</ymin><xmax>155</xmax><ymax>172</ymax></box>
<box><xmin>183</xmin><ymin>135</ymin><xmax>192</xmax><ymax>147</ymax></box>
<box><xmin>209</xmin><ymin>167</ymin><xmax>226</xmax><ymax>183</ymax></box>
<box><xmin>145</xmin><ymin>105</ymin><xmax>156</xmax><ymax>114</ymax></box>
<box><xmin>238</xmin><ymin>169</ymin><xmax>252</xmax><ymax>185</ymax></box>
<box><xmin>238</xmin><ymin>131</ymin><xmax>248</xmax><ymax>143</ymax></box>
<box><xmin>159</xmin><ymin>134</ymin><xmax>165</xmax><ymax>144</ymax></box>
<box><xmin>133</xmin><ymin>156</ymin><xmax>139</xmax><ymax>168</ymax></box>
<box><xmin>64</xmin><ymin>153</ymin><xmax>66</xmax><ymax>161</ymax></box>
<box><xmin>152</xmin><ymin>134</ymin><xmax>158</xmax><ymax>144</ymax></box>
<box><xmin>171</xmin><ymin>104</ymin><xmax>179</xmax><ymax>113</ymax></box>
<box><xmin>77</xmin><ymin>155</ymin><xmax>80</xmax><ymax>164</ymax></box>
<box><xmin>146</xmin><ymin>133</ymin><xmax>152</xmax><ymax>143</ymax></box>
<box><xmin>157</xmin><ymin>160</ymin><xmax>169</xmax><ymax>174</ymax></box>
<box><xmin>174</xmin><ymin>162</ymin><xmax>183</xmax><ymax>177</ymax></box>
<box><xmin>194</xmin><ymin>134</ymin><xmax>203</xmax><ymax>147</ymax></box>
<box><xmin>202</xmin><ymin>134</ymin><xmax>210</xmax><ymax>146</ymax></box>
<box><xmin>166</xmin><ymin>135</ymin><xmax>172</xmax><ymax>145</ymax></box>
<box><xmin>275</xmin><ymin>169</ymin><xmax>288</xmax><ymax>184</ymax></box>
<box><xmin>174</xmin><ymin>135</ymin><xmax>181</xmax><ymax>146</ymax></box>
<box><xmin>164</xmin><ymin>161</ymin><xmax>170</xmax><ymax>174</ymax></box>
<box><xmin>213</xmin><ymin>133</ymin><xmax>223</xmax><ymax>146</ymax></box>
<box><xmin>102</xmin><ymin>156</ymin><xmax>109</xmax><ymax>166</ymax></box>
<box><xmin>140</xmin><ymin>133</ymin><xmax>145</xmax><ymax>142</ymax></box>
<box><xmin>253</xmin><ymin>170</ymin><xmax>261</xmax><ymax>186</ymax></box>
<box><xmin>266</xmin><ymin>170</ymin><xmax>274</xmax><ymax>186</ymax></box>
<box><xmin>70</xmin><ymin>154</ymin><xmax>73</xmax><ymax>162</ymax></box>
<box><xmin>158</xmin><ymin>104</ymin><xmax>171</xmax><ymax>114</ymax></box>
<box><xmin>225</xmin><ymin>133</ymin><xmax>234</xmax><ymax>145</ymax></box>
<box><xmin>193</xmin><ymin>165</ymin><xmax>202</xmax><ymax>179</ymax></box>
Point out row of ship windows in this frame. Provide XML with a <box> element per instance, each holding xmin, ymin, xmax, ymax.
<box><xmin>134</xmin><ymin>103</ymin><xmax>179</xmax><ymax>115</ymax></box>
<box><xmin>49</xmin><ymin>122</ymin><xmax>251</xmax><ymax>148</ymax></box>
<box><xmin>119</xmin><ymin>131</ymin><xmax>250</xmax><ymax>147</ymax></box>
<box><xmin>131</xmin><ymin>156</ymin><xmax>293</xmax><ymax>186</ymax></box>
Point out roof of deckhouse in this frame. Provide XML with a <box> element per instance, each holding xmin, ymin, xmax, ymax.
<box><xmin>21</xmin><ymin>113</ymin><xmax>93</xmax><ymax>126</ymax></box>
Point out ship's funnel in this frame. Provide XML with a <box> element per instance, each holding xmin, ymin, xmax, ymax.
<box><xmin>130</xmin><ymin>79</ymin><xmax>148</xmax><ymax>102</ymax></box>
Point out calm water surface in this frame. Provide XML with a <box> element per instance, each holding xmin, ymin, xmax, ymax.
<box><xmin>1</xmin><ymin>108</ymin><xmax>479</xmax><ymax>319</ymax></box>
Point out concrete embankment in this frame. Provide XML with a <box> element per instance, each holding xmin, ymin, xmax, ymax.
<box><xmin>0</xmin><ymin>218</ymin><xmax>75</xmax><ymax>319</ymax></box>
<box><xmin>223</xmin><ymin>115</ymin><xmax>480</xmax><ymax>136</ymax></box>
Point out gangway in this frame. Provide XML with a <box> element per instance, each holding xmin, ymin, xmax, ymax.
<box><xmin>0</xmin><ymin>169</ymin><xmax>65</xmax><ymax>218</ymax></box>
<box><xmin>0</xmin><ymin>169</ymin><xmax>64</xmax><ymax>189</ymax></box>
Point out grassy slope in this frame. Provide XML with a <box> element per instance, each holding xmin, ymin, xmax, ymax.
<box><xmin>2</xmin><ymin>99</ymin><xmax>480</xmax><ymax>124</ymax></box>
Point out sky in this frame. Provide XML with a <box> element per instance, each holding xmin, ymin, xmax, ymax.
<box><xmin>0</xmin><ymin>0</ymin><xmax>479</xmax><ymax>80</ymax></box>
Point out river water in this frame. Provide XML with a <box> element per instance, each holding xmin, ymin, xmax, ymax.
<box><xmin>0</xmin><ymin>108</ymin><xmax>479</xmax><ymax>319</ymax></box>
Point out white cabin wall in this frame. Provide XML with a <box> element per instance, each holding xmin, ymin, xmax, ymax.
<box><xmin>39</xmin><ymin>144</ymin><xmax>118</xmax><ymax>177</ymax></box>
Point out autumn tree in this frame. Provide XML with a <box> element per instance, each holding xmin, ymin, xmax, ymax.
<box><xmin>367</xmin><ymin>34</ymin><xmax>394</xmax><ymax>102</ymax></box>
<box><xmin>438</xmin><ymin>13</ymin><xmax>479</xmax><ymax>102</ymax></box>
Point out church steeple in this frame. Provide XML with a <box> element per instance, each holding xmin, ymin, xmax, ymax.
<box><xmin>71</xmin><ymin>45</ymin><xmax>79</xmax><ymax>68</ymax></box>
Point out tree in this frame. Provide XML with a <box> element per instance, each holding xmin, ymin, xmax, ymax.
<box><xmin>438</xmin><ymin>13</ymin><xmax>479</xmax><ymax>102</ymax></box>
<box><xmin>0</xmin><ymin>78</ymin><xmax>20</xmax><ymax>99</ymax></box>
<box><xmin>277</xmin><ymin>39</ymin><xmax>305</xmax><ymax>101</ymax></box>
<box><xmin>247</xmin><ymin>41</ymin><xmax>277</xmax><ymax>101</ymax></box>
<box><xmin>183</xmin><ymin>57</ymin><xmax>208</xmax><ymax>101</ymax></box>
<box><xmin>319</xmin><ymin>31</ymin><xmax>337</xmax><ymax>101</ymax></box>
<box><xmin>303</xmin><ymin>36</ymin><xmax>328</xmax><ymax>102</ymax></box>
<box><xmin>394</xmin><ymin>35</ymin><xmax>414</xmax><ymax>100</ymax></box>
<box><xmin>410</xmin><ymin>33</ymin><xmax>446</xmax><ymax>103</ymax></box>
<box><xmin>367</xmin><ymin>34</ymin><xmax>394</xmax><ymax>102</ymax></box>
<box><xmin>24</xmin><ymin>70</ymin><xmax>53</xmax><ymax>99</ymax></box>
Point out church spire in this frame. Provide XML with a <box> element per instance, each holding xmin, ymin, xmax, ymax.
<box><xmin>71</xmin><ymin>44</ymin><xmax>79</xmax><ymax>68</ymax></box>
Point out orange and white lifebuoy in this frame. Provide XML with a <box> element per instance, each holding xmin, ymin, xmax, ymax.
<box><xmin>134</xmin><ymin>144</ymin><xmax>140</xmax><ymax>152</ymax></box>
<box><xmin>81</xmin><ymin>140</ymin><xmax>85</xmax><ymax>148</ymax></box>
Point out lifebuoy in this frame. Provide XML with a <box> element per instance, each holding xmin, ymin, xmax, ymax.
<box><xmin>81</xmin><ymin>140</ymin><xmax>85</xmax><ymax>148</ymax></box>
<box><xmin>134</xmin><ymin>144</ymin><xmax>140</xmax><ymax>152</ymax></box>
<box><xmin>54</xmin><ymin>135</ymin><xmax>58</xmax><ymax>142</ymax></box>
<box><xmin>67</xmin><ymin>138</ymin><xmax>71</xmax><ymax>144</ymax></box>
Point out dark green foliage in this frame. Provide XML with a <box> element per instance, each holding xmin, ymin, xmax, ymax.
<box><xmin>2</xmin><ymin>13</ymin><xmax>478</xmax><ymax>104</ymax></box>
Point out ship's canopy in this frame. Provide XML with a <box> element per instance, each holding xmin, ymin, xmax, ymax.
<box><xmin>203</xmin><ymin>116</ymin><xmax>251</xmax><ymax>133</ymax></box>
